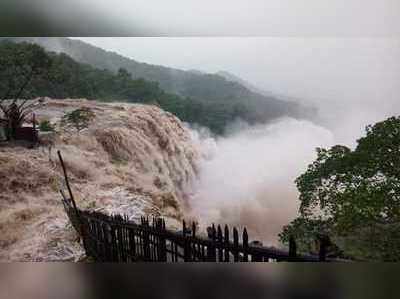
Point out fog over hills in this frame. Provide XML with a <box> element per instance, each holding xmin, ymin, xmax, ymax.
<box><xmin>3</xmin><ymin>37</ymin><xmax>313</xmax><ymax>131</ymax></box>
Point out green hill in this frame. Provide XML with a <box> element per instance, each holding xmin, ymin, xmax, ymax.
<box><xmin>1</xmin><ymin>37</ymin><xmax>313</xmax><ymax>134</ymax></box>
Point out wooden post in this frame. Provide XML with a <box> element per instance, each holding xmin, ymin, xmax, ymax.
<box><xmin>117</xmin><ymin>225</ymin><xmax>125</xmax><ymax>262</ymax></box>
<box><xmin>143</xmin><ymin>219</ymin><xmax>151</xmax><ymax>261</ymax></box>
<box><xmin>242</xmin><ymin>228</ymin><xmax>249</xmax><ymax>262</ymax></box>
<box><xmin>217</xmin><ymin>225</ymin><xmax>223</xmax><ymax>262</ymax></box>
<box><xmin>289</xmin><ymin>235</ymin><xmax>297</xmax><ymax>261</ymax></box>
<box><xmin>191</xmin><ymin>222</ymin><xmax>197</xmax><ymax>261</ymax></box>
<box><xmin>319</xmin><ymin>236</ymin><xmax>327</xmax><ymax>262</ymax></box>
<box><xmin>57</xmin><ymin>151</ymin><xmax>78</xmax><ymax>212</ymax></box>
<box><xmin>32</xmin><ymin>113</ymin><xmax>38</xmax><ymax>144</ymax></box>
<box><xmin>233</xmin><ymin>227</ymin><xmax>239</xmax><ymax>262</ymax></box>
<box><xmin>224</xmin><ymin>225</ymin><xmax>230</xmax><ymax>262</ymax></box>
<box><xmin>156</xmin><ymin>218</ymin><xmax>167</xmax><ymax>262</ymax></box>
<box><xmin>56</xmin><ymin>150</ymin><xmax>88</xmax><ymax>253</ymax></box>
<box><xmin>128</xmin><ymin>227</ymin><xmax>136</xmax><ymax>262</ymax></box>
<box><xmin>183</xmin><ymin>220</ymin><xmax>192</xmax><ymax>261</ymax></box>
<box><xmin>192</xmin><ymin>222</ymin><xmax>196</xmax><ymax>238</ymax></box>
<box><xmin>207</xmin><ymin>224</ymin><xmax>217</xmax><ymax>261</ymax></box>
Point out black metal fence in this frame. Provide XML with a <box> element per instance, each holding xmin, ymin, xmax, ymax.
<box><xmin>61</xmin><ymin>195</ymin><xmax>330</xmax><ymax>262</ymax></box>
<box><xmin>58</xmin><ymin>151</ymin><xmax>333</xmax><ymax>262</ymax></box>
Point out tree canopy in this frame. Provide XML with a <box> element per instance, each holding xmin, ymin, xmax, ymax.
<box><xmin>280</xmin><ymin>116</ymin><xmax>400</xmax><ymax>261</ymax></box>
<box><xmin>2</xmin><ymin>38</ymin><xmax>312</xmax><ymax>135</ymax></box>
<box><xmin>0</xmin><ymin>41</ymin><xmax>53</xmax><ymax>139</ymax></box>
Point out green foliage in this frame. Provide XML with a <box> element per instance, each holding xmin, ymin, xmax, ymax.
<box><xmin>38</xmin><ymin>120</ymin><xmax>54</xmax><ymax>132</ymax></box>
<box><xmin>281</xmin><ymin>116</ymin><xmax>400</xmax><ymax>260</ymax></box>
<box><xmin>2</xmin><ymin>37</ymin><xmax>309</xmax><ymax>135</ymax></box>
<box><xmin>61</xmin><ymin>107</ymin><xmax>95</xmax><ymax>134</ymax></box>
<box><xmin>0</xmin><ymin>40</ymin><xmax>52</xmax><ymax>101</ymax></box>
<box><xmin>0</xmin><ymin>41</ymin><xmax>53</xmax><ymax>139</ymax></box>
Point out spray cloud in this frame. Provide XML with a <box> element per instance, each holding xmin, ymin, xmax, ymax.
<box><xmin>189</xmin><ymin>118</ymin><xmax>334</xmax><ymax>246</ymax></box>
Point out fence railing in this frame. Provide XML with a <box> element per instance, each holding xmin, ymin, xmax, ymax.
<box><xmin>58</xmin><ymin>151</ymin><xmax>333</xmax><ymax>262</ymax></box>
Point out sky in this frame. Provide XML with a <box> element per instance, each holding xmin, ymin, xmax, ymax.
<box><xmin>7</xmin><ymin>0</ymin><xmax>399</xmax><ymax>36</ymax></box>
<box><xmin>76</xmin><ymin>37</ymin><xmax>400</xmax><ymax>145</ymax></box>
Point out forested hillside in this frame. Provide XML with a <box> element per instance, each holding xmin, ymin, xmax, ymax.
<box><xmin>0</xmin><ymin>41</ymin><xmax>231</xmax><ymax>133</ymax></box>
<box><xmin>2</xmin><ymin>38</ymin><xmax>313</xmax><ymax>128</ymax></box>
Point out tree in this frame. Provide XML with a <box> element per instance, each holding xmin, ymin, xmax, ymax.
<box><xmin>61</xmin><ymin>107</ymin><xmax>95</xmax><ymax>134</ymax></box>
<box><xmin>280</xmin><ymin>116</ymin><xmax>400</xmax><ymax>260</ymax></box>
<box><xmin>0</xmin><ymin>41</ymin><xmax>52</xmax><ymax>139</ymax></box>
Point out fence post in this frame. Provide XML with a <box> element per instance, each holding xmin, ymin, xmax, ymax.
<box><xmin>233</xmin><ymin>227</ymin><xmax>239</xmax><ymax>262</ymax></box>
<box><xmin>319</xmin><ymin>236</ymin><xmax>327</xmax><ymax>262</ymax></box>
<box><xmin>289</xmin><ymin>236</ymin><xmax>297</xmax><ymax>262</ymax></box>
<box><xmin>217</xmin><ymin>225</ymin><xmax>223</xmax><ymax>262</ymax></box>
<box><xmin>142</xmin><ymin>217</ymin><xmax>151</xmax><ymax>261</ymax></box>
<box><xmin>224</xmin><ymin>225</ymin><xmax>230</xmax><ymax>262</ymax></box>
<box><xmin>207</xmin><ymin>224</ymin><xmax>217</xmax><ymax>261</ymax></box>
<box><xmin>128</xmin><ymin>226</ymin><xmax>136</xmax><ymax>262</ymax></box>
<box><xmin>31</xmin><ymin>113</ymin><xmax>38</xmax><ymax>144</ymax></box>
<box><xmin>57</xmin><ymin>150</ymin><xmax>90</xmax><ymax>256</ymax></box>
<box><xmin>242</xmin><ymin>228</ymin><xmax>249</xmax><ymax>262</ymax></box>
<box><xmin>157</xmin><ymin>219</ymin><xmax>167</xmax><ymax>261</ymax></box>
<box><xmin>117</xmin><ymin>221</ymin><xmax>126</xmax><ymax>262</ymax></box>
<box><xmin>192</xmin><ymin>222</ymin><xmax>198</xmax><ymax>261</ymax></box>
<box><xmin>183</xmin><ymin>220</ymin><xmax>192</xmax><ymax>262</ymax></box>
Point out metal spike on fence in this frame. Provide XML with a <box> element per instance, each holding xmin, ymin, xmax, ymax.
<box><xmin>182</xmin><ymin>220</ymin><xmax>186</xmax><ymax>236</ymax></box>
<box><xmin>242</xmin><ymin>227</ymin><xmax>249</xmax><ymax>262</ymax></box>
<box><xmin>217</xmin><ymin>225</ymin><xmax>222</xmax><ymax>240</ymax></box>
<box><xmin>156</xmin><ymin>218</ymin><xmax>161</xmax><ymax>229</ymax></box>
<box><xmin>233</xmin><ymin>227</ymin><xmax>239</xmax><ymax>262</ymax></box>
<box><xmin>211</xmin><ymin>224</ymin><xmax>216</xmax><ymax>240</ymax></box>
<box><xmin>192</xmin><ymin>222</ymin><xmax>196</xmax><ymax>238</ymax></box>
<box><xmin>224</xmin><ymin>225</ymin><xmax>230</xmax><ymax>262</ymax></box>
<box><xmin>224</xmin><ymin>225</ymin><xmax>229</xmax><ymax>240</ymax></box>
<box><xmin>217</xmin><ymin>225</ymin><xmax>223</xmax><ymax>261</ymax></box>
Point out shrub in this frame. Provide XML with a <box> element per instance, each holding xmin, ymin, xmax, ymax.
<box><xmin>39</xmin><ymin>120</ymin><xmax>55</xmax><ymax>132</ymax></box>
<box><xmin>61</xmin><ymin>107</ymin><xmax>95</xmax><ymax>134</ymax></box>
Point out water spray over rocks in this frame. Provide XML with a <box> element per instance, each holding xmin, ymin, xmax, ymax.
<box><xmin>0</xmin><ymin>99</ymin><xmax>199</xmax><ymax>261</ymax></box>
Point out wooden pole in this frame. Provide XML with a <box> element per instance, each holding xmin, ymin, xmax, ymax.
<box><xmin>57</xmin><ymin>150</ymin><xmax>78</xmax><ymax>212</ymax></box>
<box><xmin>242</xmin><ymin>228</ymin><xmax>249</xmax><ymax>262</ymax></box>
<box><xmin>289</xmin><ymin>235</ymin><xmax>297</xmax><ymax>261</ymax></box>
<box><xmin>319</xmin><ymin>236</ymin><xmax>327</xmax><ymax>262</ymax></box>
<box><xmin>224</xmin><ymin>225</ymin><xmax>230</xmax><ymax>262</ymax></box>
<box><xmin>233</xmin><ymin>227</ymin><xmax>239</xmax><ymax>262</ymax></box>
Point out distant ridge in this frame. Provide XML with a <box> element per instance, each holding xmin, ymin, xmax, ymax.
<box><xmin>2</xmin><ymin>37</ymin><xmax>315</xmax><ymax>131</ymax></box>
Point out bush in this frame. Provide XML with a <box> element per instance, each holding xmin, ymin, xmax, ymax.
<box><xmin>39</xmin><ymin>120</ymin><xmax>55</xmax><ymax>132</ymax></box>
<box><xmin>61</xmin><ymin>107</ymin><xmax>95</xmax><ymax>134</ymax></box>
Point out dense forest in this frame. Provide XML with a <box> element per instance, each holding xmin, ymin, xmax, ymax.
<box><xmin>1</xmin><ymin>37</ymin><xmax>313</xmax><ymax>133</ymax></box>
<box><xmin>280</xmin><ymin>116</ymin><xmax>400</xmax><ymax>261</ymax></box>
<box><xmin>0</xmin><ymin>40</ymin><xmax>296</xmax><ymax>134</ymax></box>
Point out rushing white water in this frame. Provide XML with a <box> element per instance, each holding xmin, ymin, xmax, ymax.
<box><xmin>189</xmin><ymin>118</ymin><xmax>334</xmax><ymax>245</ymax></box>
<box><xmin>0</xmin><ymin>99</ymin><xmax>200</xmax><ymax>261</ymax></box>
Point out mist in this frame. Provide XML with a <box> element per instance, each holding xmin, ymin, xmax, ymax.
<box><xmin>188</xmin><ymin>118</ymin><xmax>334</xmax><ymax>245</ymax></box>
<box><xmin>70</xmin><ymin>36</ymin><xmax>400</xmax><ymax>245</ymax></box>
<box><xmin>77</xmin><ymin>37</ymin><xmax>400</xmax><ymax>145</ymax></box>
